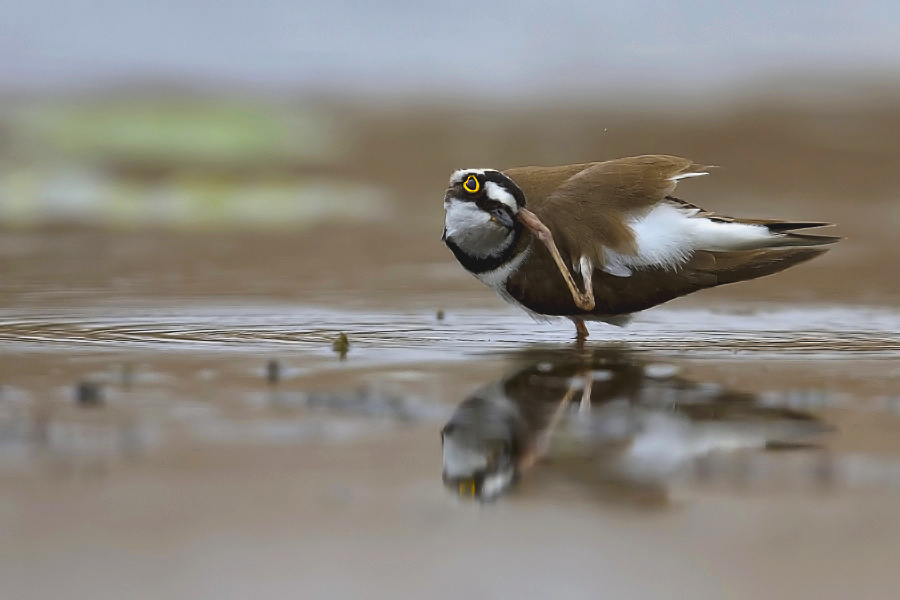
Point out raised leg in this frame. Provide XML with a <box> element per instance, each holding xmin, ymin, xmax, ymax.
<box><xmin>519</xmin><ymin>378</ymin><xmax>580</xmax><ymax>470</ymax></box>
<box><xmin>517</xmin><ymin>208</ymin><xmax>595</xmax><ymax>311</ymax></box>
<box><xmin>579</xmin><ymin>256</ymin><xmax>594</xmax><ymax>302</ymax></box>
<box><xmin>579</xmin><ymin>375</ymin><xmax>593</xmax><ymax>416</ymax></box>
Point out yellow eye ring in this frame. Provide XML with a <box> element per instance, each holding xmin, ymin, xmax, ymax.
<box><xmin>463</xmin><ymin>175</ymin><xmax>480</xmax><ymax>194</ymax></box>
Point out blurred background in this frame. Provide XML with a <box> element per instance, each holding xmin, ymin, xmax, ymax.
<box><xmin>2</xmin><ymin>0</ymin><xmax>900</xmax><ymax>305</ymax></box>
<box><xmin>4</xmin><ymin>2</ymin><xmax>900</xmax><ymax>599</ymax></box>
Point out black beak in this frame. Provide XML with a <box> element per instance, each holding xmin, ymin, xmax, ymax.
<box><xmin>490</xmin><ymin>208</ymin><xmax>515</xmax><ymax>228</ymax></box>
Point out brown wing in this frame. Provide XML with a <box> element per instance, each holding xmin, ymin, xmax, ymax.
<box><xmin>508</xmin><ymin>155</ymin><xmax>712</xmax><ymax>269</ymax></box>
<box><xmin>503</xmin><ymin>163</ymin><xmax>593</xmax><ymax>204</ymax></box>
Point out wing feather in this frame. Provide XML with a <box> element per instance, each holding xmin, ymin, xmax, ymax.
<box><xmin>509</xmin><ymin>155</ymin><xmax>712</xmax><ymax>269</ymax></box>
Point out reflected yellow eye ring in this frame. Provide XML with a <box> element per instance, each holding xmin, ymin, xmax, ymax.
<box><xmin>458</xmin><ymin>480</ymin><xmax>476</xmax><ymax>497</ymax></box>
<box><xmin>463</xmin><ymin>175</ymin><xmax>480</xmax><ymax>194</ymax></box>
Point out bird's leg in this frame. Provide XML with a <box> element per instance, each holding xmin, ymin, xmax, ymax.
<box><xmin>518</xmin><ymin>380</ymin><xmax>580</xmax><ymax>471</ymax></box>
<box><xmin>520</xmin><ymin>369</ymin><xmax>594</xmax><ymax>471</ymax></box>
<box><xmin>572</xmin><ymin>317</ymin><xmax>589</xmax><ymax>341</ymax></box>
<box><xmin>517</xmin><ymin>208</ymin><xmax>595</xmax><ymax>311</ymax></box>
<box><xmin>579</xmin><ymin>374</ymin><xmax>593</xmax><ymax>416</ymax></box>
<box><xmin>574</xmin><ymin>261</ymin><xmax>594</xmax><ymax>343</ymax></box>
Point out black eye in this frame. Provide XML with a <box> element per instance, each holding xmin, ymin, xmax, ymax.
<box><xmin>463</xmin><ymin>175</ymin><xmax>480</xmax><ymax>194</ymax></box>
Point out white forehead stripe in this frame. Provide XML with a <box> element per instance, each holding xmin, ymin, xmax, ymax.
<box><xmin>484</xmin><ymin>181</ymin><xmax>518</xmax><ymax>210</ymax></box>
<box><xmin>450</xmin><ymin>168</ymin><xmax>488</xmax><ymax>184</ymax></box>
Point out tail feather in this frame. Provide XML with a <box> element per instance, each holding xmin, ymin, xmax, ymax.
<box><xmin>705</xmin><ymin>215</ymin><xmax>843</xmax><ymax>251</ymax></box>
<box><xmin>694</xmin><ymin>248</ymin><xmax>830</xmax><ymax>285</ymax></box>
<box><xmin>593</xmin><ymin>246</ymin><xmax>832</xmax><ymax>315</ymax></box>
<box><xmin>726</xmin><ymin>217</ymin><xmax>841</xmax><ymax>248</ymax></box>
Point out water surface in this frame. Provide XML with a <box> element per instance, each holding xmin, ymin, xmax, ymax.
<box><xmin>2</xmin><ymin>229</ymin><xmax>900</xmax><ymax>600</ymax></box>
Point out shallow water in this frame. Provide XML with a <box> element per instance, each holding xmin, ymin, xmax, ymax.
<box><xmin>2</xmin><ymin>303</ymin><xmax>899</xmax><ymax>355</ymax></box>
<box><xmin>2</xmin><ymin>228</ymin><xmax>900</xmax><ymax>599</ymax></box>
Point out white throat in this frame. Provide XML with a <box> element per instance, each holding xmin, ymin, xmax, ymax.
<box><xmin>474</xmin><ymin>246</ymin><xmax>530</xmax><ymax>289</ymax></box>
<box><xmin>444</xmin><ymin>198</ymin><xmax>514</xmax><ymax>258</ymax></box>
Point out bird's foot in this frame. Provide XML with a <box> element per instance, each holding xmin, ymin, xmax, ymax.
<box><xmin>573</xmin><ymin>317</ymin><xmax>589</xmax><ymax>341</ymax></box>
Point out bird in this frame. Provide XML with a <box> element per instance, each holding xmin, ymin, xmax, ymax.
<box><xmin>440</xmin><ymin>348</ymin><xmax>831</xmax><ymax>502</ymax></box>
<box><xmin>442</xmin><ymin>155</ymin><xmax>840</xmax><ymax>339</ymax></box>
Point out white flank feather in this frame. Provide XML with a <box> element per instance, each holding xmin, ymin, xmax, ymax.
<box><xmin>603</xmin><ymin>203</ymin><xmax>774</xmax><ymax>277</ymax></box>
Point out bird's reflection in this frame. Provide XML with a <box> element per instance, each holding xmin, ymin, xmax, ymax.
<box><xmin>441</xmin><ymin>346</ymin><xmax>832</xmax><ymax>504</ymax></box>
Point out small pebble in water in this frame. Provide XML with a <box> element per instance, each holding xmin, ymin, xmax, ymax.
<box><xmin>436</xmin><ymin>309</ymin><xmax>445</xmax><ymax>321</ymax></box>
<box><xmin>266</xmin><ymin>359</ymin><xmax>281</xmax><ymax>384</ymax></box>
<box><xmin>332</xmin><ymin>333</ymin><xmax>350</xmax><ymax>360</ymax></box>
<box><xmin>76</xmin><ymin>381</ymin><xmax>103</xmax><ymax>407</ymax></box>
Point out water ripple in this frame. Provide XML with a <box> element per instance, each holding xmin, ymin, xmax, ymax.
<box><xmin>0</xmin><ymin>305</ymin><xmax>898</xmax><ymax>358</ymax></box>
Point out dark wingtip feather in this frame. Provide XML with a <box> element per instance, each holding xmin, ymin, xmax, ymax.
<box><xmin>760</xmin><ymin>221</ymin><xmax>835</xmax><ymax>232</ymax></box>
<box><xmin>779</xmin><ymin>232</ymin><xmax>843</xmax><ymax>246</ymax></box>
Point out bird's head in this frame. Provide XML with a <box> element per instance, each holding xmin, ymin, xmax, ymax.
<box><xmin>442</xmin><ymin>169</ymin><xmax>526</xmax><ymax>263</ymax></box>
<box><xmin>440</xmin><ymin>394</ymin><xmax>522</xmax><ymax>502</ymax></box>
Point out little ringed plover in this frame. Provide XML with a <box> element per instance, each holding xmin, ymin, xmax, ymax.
<box><xmin>442</xmin><ymin>155</ymin><xmax>840</xmax><ymax>338</ymax></box>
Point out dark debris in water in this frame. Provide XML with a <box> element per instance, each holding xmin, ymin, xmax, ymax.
<box><xmin>75</xmin><ymin>381</ymin><xmax>104</xmax><ymax>408</ymax></box>
<box><xmin>266</xmin><ymin>359</ymin><xmax>281</xmax><ymax>385</ymax></box>
<box><xmin>332</xmin><ymin>333</ymin><xmax>350</xmax><ymax>360</ymax></box>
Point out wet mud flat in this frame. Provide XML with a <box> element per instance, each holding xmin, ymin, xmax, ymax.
<box><xmin>2</xmin><ymin>298</ymin><xmax>900</xmax><ymax>599</ymax></box>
